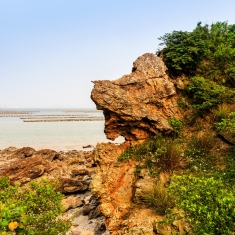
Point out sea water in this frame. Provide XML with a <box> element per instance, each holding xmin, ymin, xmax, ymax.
<box><xmin>0</xmin><ymin>109</ymin><xmax>124</xmax><ymax>151</ymax></box>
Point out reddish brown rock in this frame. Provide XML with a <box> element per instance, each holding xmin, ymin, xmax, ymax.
<box><xmin>91</xmin><ymin>53</ymin><xmax>181</xmax><ymax>141</ymax></box>
<box><xmin>0</xmin><ymin>156</ymin><xmax>53</xmax><ymax>184</ymax></box>
<box><xmin>71</xmin><ymin>169</ymin><xmax>89</xmax><ymax>176</ymax></box>
<box><xmin>62</xmin><ymin>196</ymin><xmax>83</xmax><ymax>211</ymax></box>
<box><xmin>0</xmin><ymin>147</ymin><xmax>95</xmax><ymax>188</ymax></box>
<box><xmin>90</xmin><ymin>142</ymin><xmax>137</xmax><ymax>233</ymax></box>
<box><xmin>34</xmin><ymin>149</ymin><xmax>59</xmax><ymax>161</ymax></box>
<box><xmin>12</xmin><ymin>147</ymin><xmax>36</xmax><ymax>159</ymax></box>
<box><xmin>60</xmin><ymin>178</ymin><xmax>89</xmax><ymax>194</ymax></box>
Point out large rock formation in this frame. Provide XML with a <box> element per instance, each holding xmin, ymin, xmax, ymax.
<box><xmin>90</xmin><ymin>142</ymin><xmax>136</xmax><ymax>233</ymax></box>
<box><xmin>91</xmin><ymin>53</ymin><xmax>181</xmax><ymax>141</ymax></box>
<box><xmin>90</xmin><ymin>142</ymin><xmax>166</xmax><ymax>234</ymax></box>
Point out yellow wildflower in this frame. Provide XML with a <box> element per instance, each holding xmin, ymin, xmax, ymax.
<box><xmin>8</xmin><ymin>221</ymin><xmax>19</xmax><ymax>231</ymax></box>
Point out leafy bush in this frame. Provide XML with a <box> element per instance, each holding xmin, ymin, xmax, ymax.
<box><xmin>168</xmin><ymin>175</ymin><xmax>235</xmax><ymax>234</ymax></box>
<box><xmin>157</xmin><ymin>22</ymin><xmax>235</xmax><ymax>86</ymax></box>
<box><xmin>118</xmin><ymin>135</ymin><xmax>181</xmax><ymax>174</ymax></box>
<box><xmin>187</xmin><ymin>76</ymin><xmax>235</xmax><ymax>111</ymax></box>
<box><xmin>216</xmin><ymin>112</ymin><xmax>235</xmax><ymax>133</ymax></box>
<box><xmin>215</xmin><ymin>112</ymin><xmax>235</xmax><ymax>145</ymax></box>
<box><xmin>168</xmin><ymin>118</ymin><xmax>183</xmax><ymax>136</ymax></box>
<box><xmin>0</xmin><ymin>177</ymin><xmax>71</xmax><ymax>235</ymax></box>
<box><xmin>157</xmin><ymin>28</ymin><xmax>206</xmax><ymax>76</ymax></box>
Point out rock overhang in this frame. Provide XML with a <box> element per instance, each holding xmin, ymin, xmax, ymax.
<box><xmin>91</xmin><ymin>53</ymin><xmax>181</xmax><ymax>141</ymax></box>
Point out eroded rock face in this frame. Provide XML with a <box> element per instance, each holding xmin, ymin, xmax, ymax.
<box><xmin>91</xmin><ymin>53</ymin><xmax>181</xmax><ymax>141</ymax></box>
<box><xmin>90</xmin><ymin>142</ymin><xmax>137</xmax><ymax>233</ymax></box>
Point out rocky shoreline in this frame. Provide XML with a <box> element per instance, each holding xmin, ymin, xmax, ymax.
<box><xmin>0</xmin><ymin>143</ymin><xmax>164</xmax><ymax>235</ymax></box>
<box><xmin>0</xmin><ymin>146</ymin><xmax>108</xmax><ymax>235</ymax></box>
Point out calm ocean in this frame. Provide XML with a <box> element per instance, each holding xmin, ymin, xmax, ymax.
<box><xmin>0</xmin><ymin>109</ymin><xmax>124</xmax><ymax>151</ymax></box>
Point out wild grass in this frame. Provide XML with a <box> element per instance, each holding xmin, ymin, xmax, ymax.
<box><xmin>212</xmin><ymin>103</ymin><xmax>234</xmax><ymax>122</ymax></box>
<box><xmin>141</xmin><ymin>181</ymin><xmax>174</xmax><ymax>215</ymax></box>
<box><xmin>184</xmin><ymin>131</ymin><xmax>217</xmax><ymax>172</ymax></box>
<box><xmin>119</xmin><ymin>134</ymin><xmax>182</xmax><ymax>174</ymax></box>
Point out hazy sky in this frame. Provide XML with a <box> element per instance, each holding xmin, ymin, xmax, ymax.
<box><xmin>1</xmin><ymin>0</ymin><xmax>235</xmax><ymax>108</ymax></box>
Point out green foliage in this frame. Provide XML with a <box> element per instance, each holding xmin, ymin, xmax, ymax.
<box><xmin>168</xmin><ymin>175</ymin><xmax>235</xmax><ymax>234</ymax></box>
<box><xmin>168</xmin><ymin>118</ymin><xmax>183</xmax><ymax>136</ymax></box>
<box><xmin>157</xmin><ymin>22</ymin><xmax>235</xmax><ymax>86</ymax></box>
<box><xmin>141</xmin><ymin>181</ymin><xmax>174</xmax><ymax>215</ymax></box>
<box><xmin>118</xmin><ymin>135</ymin><xmax>181</xmax><ymax>174</ymax></box>
<box><xmin>216</xmin><ymin>112</ymin><xmax>235</xmax><ymax>132</ymax></box>
<box><xmin>157</xmin><ymin>28</ymin><xmax>206</xmax><ymax>76</ymax></box>
<box><xmin>187</xmin><ymin>76</ymin><xmax>235</xmax><ymax>111</ymax></box>
<box><xmin>0</xmin><ymin>177</ymin><xmax>71</xmax><ymax>235</ymax></box>
<box><xmin>177</xmin><ymin>97</ymin><xmax>189</xmax><ymax>110</ymax></box>
<box><xmin>220</xmin><ymin>153</ymin><xmax>235</xmax><ymax>185</ymax></box>
<box><xmin>215</xmin><ymin>112</ymin><xmax>235</xmax><ymax>145</ymax></box>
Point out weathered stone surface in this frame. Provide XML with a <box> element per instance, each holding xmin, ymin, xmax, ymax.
<box><xmin>71</xmin><ymin>169</ymin><xmax>89</xmax><ymax>176</ymax></box>
<box><xmin>91</xmin><ymin>53</ymin><xmax>181</xmax><ymax>141</ymax></box>
<box><xmin>0</xmin><ymin>147</ymin><xmax>96</xmax><ymax>187</ymax></box>
<box><xmin>0</xmin><ymin>147</ymin><xmax>108</xmax><ymax>235</ymax></box>
<box><xmin>12</xmin><ymin>147</ymin><xmax>36</xmax><ymax>159</ymax></box>
<box><xmin>34</xmin><ymin>149</ymin><xmax>59</xmax><ymax>161</ymax></box>
<box><xmin>90</xmin><ymin>142</ymin><xmax>137</xmax><ymax>233</ymax></box>
<box><xmin>60</xmin><ymin>178</ymin><xmax>89</xmax><ymax>194</ymax></box>
<box><xmin>62</xmin><ymin>196</ymin><xmax>83</xmax><ymax>211</ymax></box>
<box><xmin>0</xmin><ymin>156</ymin><xmax>53</xmax><ymax>184</ymax></box>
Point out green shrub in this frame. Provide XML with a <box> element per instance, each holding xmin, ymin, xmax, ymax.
<box><xmin>215</xmin><ymin>112</ymin><xmax>235</xmax><ymax>146</ymax></box>
<box><xmin>220</xmin><ymin>153</ymin><xmax>235</xmax><ymax>186</ymax></box>
<box><xmin>157</xmin><ymin>22</ymin><xmax>235</xmax><ymax>86</ymax></box>
<box><xmin>168</xmin><ymin>175</ymin><xmax>235</xmax><ymax>234</ymax></box>
<box><xmin>177</xmin><ymin>97</ymin><xmax>189</xmax><ymax>110</ymax></box>
<box><xmin>0</xmin><ymin>177</ymin><xmax>71</xmax><ymax>235</ymax></box>
<box><xmin>187</xmin><ymin>76</ymin><xmax>235</xmax><ymax>111</ymax></box>
<box><xmin>216</xmin><ymin>112</ymin><xmax>235</xmax><ymax>133</ymax></box>
<box><xmin>168</xmin><ymin>118</ymin><xmax>183</xmax><ymax>136</ymax></box>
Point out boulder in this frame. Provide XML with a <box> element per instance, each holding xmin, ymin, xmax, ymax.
<box><xmin>60</xmin><ymin>178</ymin><xmax>89</xmax><ymax>194</ymax></box>
<box><xmin>62</xmin><ymin>196</ymin><xmax>83</xmax><ymax>211</ymax></box>
<box><xmin>0</xmin><ymin>156</ymin><xmax>53</xmax><ymax>185</ymax></box>
<box><xmin>34</xmin><ymin>149</ymin><xmax>59</xmax><ymax>161</ymax></box>
<box><xmin>91</xmin><ymin>53</ymin><xmax>181</xmax><ymax>141</ymax></box>
<box><xmin>11</xmin><ymin>147</ymin><xmax>36</xmax><ymax>159</ymax></box>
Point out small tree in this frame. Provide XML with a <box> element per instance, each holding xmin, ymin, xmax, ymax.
<box><xmin>157</xmin><ymin>22</ymin><xmax>235</xmax><ymax>87</ymax></box>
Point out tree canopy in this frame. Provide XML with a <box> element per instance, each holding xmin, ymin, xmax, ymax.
<box><xmin>157</xmin><ymin>22</ymin><xmax>235</xmax><ymax>87</ymax></box>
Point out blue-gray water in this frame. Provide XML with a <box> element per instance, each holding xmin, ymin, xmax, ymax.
<box><xmin>0</xmin><ymin>109</ymin><xmax>124</xmax><ymax>151</ymax></box>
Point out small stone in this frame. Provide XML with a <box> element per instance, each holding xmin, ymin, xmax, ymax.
<box><xmin>82</xmin><ymin>204</ymin><xmax>93</xmax><ymax>216</ymax></box>
<box><xmin>83</xmin><ymin>145</ymin><xmax>94</xmax><ymax>149</ymax></box>
<box><xmin>71</xmin><ymin>169</ymin><xmax>89</xmax><ymax>176</ymax></box>
<box><xmin>62</xmin><ymin>196</ymin><xmax>83</xmax><ymax>211</ymax></box>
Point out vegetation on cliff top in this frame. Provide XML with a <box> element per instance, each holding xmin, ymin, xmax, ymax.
<box><xmin>119</xmin><ymin>21</ymin><xmax>235</xmax><ymax>234</ymax></box>
<box><xmin>157</xmin><ymin>21</ymin><xmax>235</xmax><ymax>87</ymax></box>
